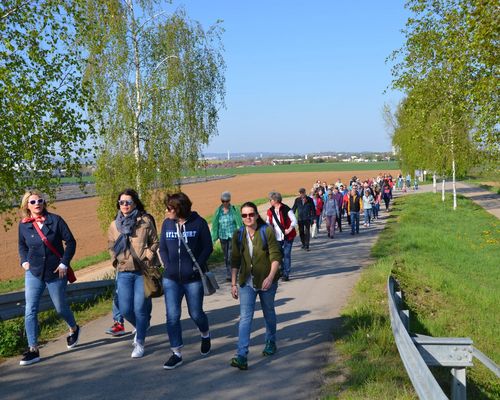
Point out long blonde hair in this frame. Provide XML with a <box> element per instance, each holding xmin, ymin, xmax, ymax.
<box><xmin>20</xmin><ymin>190</ymin><xmax>46</xmax><ymax>218</ymax></box>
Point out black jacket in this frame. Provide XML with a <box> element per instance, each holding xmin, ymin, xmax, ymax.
<box><xmin>292</xmin><ymin>195</ymin><xmax>315</xmax><ymax>222</ymax></box>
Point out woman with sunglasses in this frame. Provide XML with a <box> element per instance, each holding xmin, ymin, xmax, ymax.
<box><xmin>18</xmin><ymin>190</ymin><xmax>80</xmax><ymax>366</ymax></box>
<box><xmin>159</xmin><ymin>192</ymin><xmax>213</xmax><ymax>370</ymax></box>
<box><xmin>230</xmin><ymin>202</ymin><xmax>282</xmax><ymax>370</ymax></box>
<box><xmin>108</xmin><ymin>189</ymin><xmax>160</xmax><ymax>358</ymax></box>
<box><xmin>211</xmin><ymin>191</ymin><xmax>243</xmax><ymax>282</ymax></box>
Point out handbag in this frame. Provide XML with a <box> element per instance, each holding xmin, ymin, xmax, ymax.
<box><xmin>311</xmin><ymin>222</ymin><xmax>318</xmax><ymax>238</ymax></box>
<box><xmin>32</xmin><ymin>222</ymin><xmax>77</xmax><ymax>283</ymax></box>
<box><xmin>142</xmin><ymin>265</ymin><xmax>164</xmax><ymax>298</ymax></box>
<box><xmin>129</xmin><ymin>244</ymin><xmax>164</xmax><ymax>298</ymax></box>
<box><xmin>178</xmin><ymin>227</ymin><xmax>219</xmax><ymax>296</ymax></box>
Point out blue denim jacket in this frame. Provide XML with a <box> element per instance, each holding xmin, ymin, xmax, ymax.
<box><xmin>18</xmin><ymin>212</ymin><xmax>76</xmax><ymax>281</ymax></box>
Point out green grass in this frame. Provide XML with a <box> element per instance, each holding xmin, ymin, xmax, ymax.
<box><xmin>321</xmin><ymin>193</ymin><xmax>500</xmax><ymax>399</ymax></box>
<box><xmin>55</xmin><ymin>162</ymin><xmax>399</xmax><ymax>185</ymax></box>
<box><xmin>72</xmin><ymin>251</ymin><xmax>110</xmax><ymax>271</ymax></box>
<box><xmin>192</xmin><ymin>161</ymin><xmax>399</xmax><ymax>176</ymax></box>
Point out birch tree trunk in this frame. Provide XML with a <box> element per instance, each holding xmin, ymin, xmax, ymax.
<box><xmin>433</xmin><ymin>173</ymin><xmax>437</xmax><ymax>193</ymax></box>
<box><xmin>452</xmin><ymin>157</ymin><xmax>457</xmax><ymax>210</ymax></box>
<box><xmin>442</xmin><ymin>179</ymin><xmax>446</xmax><ymax>202</ymax></box>
<box><xmin>129</xmin><ymin>0</ymin><xmax>142</xmax><ymax>192</ymax></box>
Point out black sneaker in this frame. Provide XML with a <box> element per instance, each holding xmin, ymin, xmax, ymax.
<box><xmin>67</xmin><ymin>325</ymin><xmax>80</xmax><ymax>349</ymax></box>
<box><xmin>163</xmin><ymin>353</ymin><xmax>183</xmax><ymax>369</ymax></box>
<box><xmin>19</xmin><ymin>349</ymin><xmax>40</xmax><ymax>366</ymax></box>
<box><xmin>200</xmin><ymin>336</ymin><xmax>211</xmax><ymax>355</ymax></box>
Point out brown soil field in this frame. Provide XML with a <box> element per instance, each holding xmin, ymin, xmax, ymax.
<box><xmin>1</xmin><ymin>170</ymin><xmax>399</xmax><ymax>281</ymax></box>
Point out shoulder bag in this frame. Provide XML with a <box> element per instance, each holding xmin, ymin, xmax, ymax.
<box><xmin>32</xmin><ymin>223</ymin><xmax>77</xmax><ymax>283</ymax></box>
<box><xmin>178</xmin><ymin>231</ymin><xmax>219</xmax><ymax>296</ymax></box>
<box><xmin>129</xmin><ymin>243</ymin><xmax>164</xmax><ymax>298</ymax></box>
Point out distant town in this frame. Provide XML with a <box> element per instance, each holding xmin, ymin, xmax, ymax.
<box><xmin>201</xmin><ymin>151</ymin><xmax>396</xmax><ymax>168</ymax></box>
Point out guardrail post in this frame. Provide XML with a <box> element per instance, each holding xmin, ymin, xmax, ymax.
<box><xmin>451</xmin><ymin>367</ymin><xmax>466</xmax><ymax>400</ymax></box>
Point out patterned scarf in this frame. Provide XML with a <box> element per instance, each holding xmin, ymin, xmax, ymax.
<box><xmin>113</xmin><ymin>209</ymin><xmax>139</xmax><ymax>256</ymax></box>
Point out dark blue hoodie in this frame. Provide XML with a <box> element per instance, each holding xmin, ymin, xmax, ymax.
<box><xmin>159</xmin><ymin>211</ymin><xmax>213</xmax><ymax>283</ymax></box>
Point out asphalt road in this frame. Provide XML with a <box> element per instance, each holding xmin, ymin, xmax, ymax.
<box><xmin>0</xmin><ymin>209</ymin><xmax>387</xmax><ymax>400</ymax></box>
<box><xmin>1</xmin><ymin>182</ymin><xmax>496</xmax><ymax>400</ymax></box>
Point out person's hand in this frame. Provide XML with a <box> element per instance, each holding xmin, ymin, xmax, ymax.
<box><xmin>262</xmin><ymin>276</ymin><xmax>274</xmax><ymax>291</ymax></box>
<box><xmin>22</xmin><ymin>262</ymin><xmax>30</xmax><ymax>271</ymax></box>
<box><xmin>231</xmin><ymin>285</ymin><xmax>238</xmax><ymax>299</ymax></box>
<box><xmin>54</xmin><ymin>264</ymin><xmax>68</xmax><ymax>279</ymax></box>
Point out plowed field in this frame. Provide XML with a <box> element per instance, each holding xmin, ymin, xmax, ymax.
<box><xmin>1</xmin><ymin>170</ymin><xmax>399</xmax><ymax>280</ymax></box>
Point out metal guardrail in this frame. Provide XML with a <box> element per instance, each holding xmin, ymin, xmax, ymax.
<box><xmin>388</xmin><ymin>276</ymin><xmax>500</xmax><ymax>400</ymax></box>
<box><xmin>388</xmin><ymin>276</ymin><xmax>448</xmax><ymax>400</ymax></box>
<box><xmin>0</xmin><ymin>279</ymin><xmax>115</xmax><ymax>321</ymax></box>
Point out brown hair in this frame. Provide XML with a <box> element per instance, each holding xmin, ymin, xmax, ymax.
<box><xmin>20</xmin><ymin>190</ymin><xmax>46</xmax><ymax>218</ymax></box>
<box><xmin>165</xmin><ymin>192</ymin><xmax>192</xmax><ymax>219</ymax></box>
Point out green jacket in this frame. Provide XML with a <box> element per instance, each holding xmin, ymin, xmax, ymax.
<box><xmin>231</xmin><ymin>224</ymin><xmax>282</xmax><ymax>289</ymax></box>
<box><xmin>211</xmin><ymin>205</ymin><xmax>243</xmax><ymax>242</ymax></box>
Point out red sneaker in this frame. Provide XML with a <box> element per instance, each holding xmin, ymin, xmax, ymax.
<box><xmin>105</xmin><ymin>321</ymin><xmax>126</xmax><ymax>336</ymax></box>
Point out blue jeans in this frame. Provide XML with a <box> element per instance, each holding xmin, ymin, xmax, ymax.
<box><xmin>237</xmin><ymin>282</ymin><xmax>277</xmax><ymax>357</ymax></box>
<box><xmin>116</xmin><ymin>271</ymin><xmax>148</xmax><ymax>344</ymax></box>
<box><xmin>112</xmin><ymin>280</ymin><xmax>123</xmax><ymax>323</ymax></box>
<box><xmin>350</xmin><ymin>211</ymin><xmax>360</xmax><ymax>234</ymax></box>
<box><xmin>278</xmin><ymin>239</ymin><xmax>294</xmax><ymax>278</ymax></box>
<box><xmin>163</xmin><ymin>278</ymin><xmax>209</xmax><ymax>349</ymax></box>
<box><xmin>364</xmin><ymin>209</ymin><xmax>372</xmax><ymax>225</ymax></box>
<box><xmin>112</xmin><ymin>285</ymin><xmax>151</xmax><ymax>325</ymax></box>
<box><xmin>24</xmin><ymin>270</ymin><xmax>76</xmax><ymax>347</ymax></box>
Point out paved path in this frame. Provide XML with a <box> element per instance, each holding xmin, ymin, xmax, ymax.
<box><xmin>1</xmin><ymin>182</ymin><xmax>497</xmax><ymax>400</ymax></box>
<box><xmin>0</xmin><ymin>206</ymin><xmax>388</xmax><ymax>400</ymax></box>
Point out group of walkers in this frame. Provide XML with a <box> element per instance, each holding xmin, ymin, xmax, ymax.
<box><xmin>16</xmin><ymin>176</ymin><xmax>394</xmax><ymax>369</ymax></box>
<box><xmin>296</xmin><ymin>174</ymin><xmax>395</xmax><ymax>240</ymax></box>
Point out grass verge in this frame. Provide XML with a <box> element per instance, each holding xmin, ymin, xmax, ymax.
<box><xmin>321</xmin><ymin>192</ymin><xmax>499</xmax><ymax>399</ymax></box>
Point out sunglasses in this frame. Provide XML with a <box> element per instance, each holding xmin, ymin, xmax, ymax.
<box><xmin>221</xmin><ymin>200</ymin><xmax>230</xmax><ymax>203</ymax></box>
<box><xmin>29</xmin><ymin>199</ymin><xmax>44</xmax><ymax>205</ymax></box>
<box><xmin>118</xmin><ymin>200</ymin><xmax>134</xmax><ymax>206</ymax></box>
<box><xmin>241</xmin><ymin>212</ymin><xmax>256</xmax><ymax>218</ymax></box>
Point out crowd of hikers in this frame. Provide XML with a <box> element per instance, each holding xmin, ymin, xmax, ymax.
<box><xmin>16</xmin><ymin>173</ymin><xmax>396</xmax><ymax>370</ymax></box>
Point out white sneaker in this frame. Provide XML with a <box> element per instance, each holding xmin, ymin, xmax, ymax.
<box><xmin>131</xmin><ymin>343</ymin><xmax>144</xmax><ymax>358</ymax></box>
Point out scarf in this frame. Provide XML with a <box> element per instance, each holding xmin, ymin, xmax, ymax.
<box><xmin>21</xmin><ymin>214</ymin><xmax>46</xmax><ymax>224</ymax></box>
<box><xmin>113</xmin><ymin>208</ymin><xmax>139</xmax><ymax>256</ymax></box>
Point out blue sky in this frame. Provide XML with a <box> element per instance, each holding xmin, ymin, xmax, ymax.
<box><xmin>175</xmin><ymin>1</ymin><xmax>409</xmax><ymax>154</ymax></box>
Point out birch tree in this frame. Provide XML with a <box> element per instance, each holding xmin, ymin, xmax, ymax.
<box><xmin>81</xmin><ymin>1</ymin><xmax>225</xmax><ymax>227</ymax></box>
<box><xmin>0</xmin><ymin>0</ymin><xmax>94</xmax><ymax>226</ymax></box>
<box><xmin>389</xmin><ymin>0</ymin><xmax>492</xmax><ymax>209</ymax></box>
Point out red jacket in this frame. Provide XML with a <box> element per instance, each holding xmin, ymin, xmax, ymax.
<box><xmin>315</xmin><ymin>197</ymin><xmax>323</xmax><ymax>216</ymax></box>
<box><xmin>266</xmin><ymin>204</ymin><xmax>297</xmax><ymax>241</ymax></box>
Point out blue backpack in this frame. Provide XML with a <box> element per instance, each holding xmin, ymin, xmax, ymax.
<box><xmin>237</xmin><ymin>224</ymin><xmax>269</xmax><ymax>253</ymax></box>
